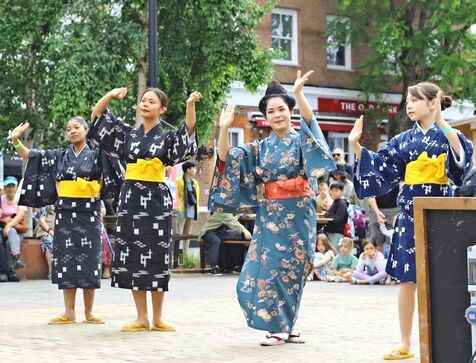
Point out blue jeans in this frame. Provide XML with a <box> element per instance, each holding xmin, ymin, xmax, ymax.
<box><xmin>7</xmin><ymin>228</ymin><xmax>23</xmax><ymax>256</ymax></box>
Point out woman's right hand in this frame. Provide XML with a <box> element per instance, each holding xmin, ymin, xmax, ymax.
<box><xmin>348</xmin><ymin>115</ymin><xmax>363</xmax><ymax>145</ymax></box>
<box><xmin>10</xmin><ymin>122</ymin><xmax>30</xmax><ymax>142</ymax></box>
<box><xmin>109</xmin><ymin>87</ymin><xmax>127</xmax><ymax>100</ymax></box>
<box><xmin>219</xmin><ymin>102</ymin><xmax>235</xmax><ymax>128</ymax></box>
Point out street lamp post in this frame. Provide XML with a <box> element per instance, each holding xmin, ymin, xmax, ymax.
<box><xmin>148</xmin><ymin>0</ymin><xmax>157</xmax><ymax>88</ymax></box>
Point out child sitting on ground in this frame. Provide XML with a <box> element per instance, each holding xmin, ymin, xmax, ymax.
<box><xmin>308</xmin><ymin>233</ymin><xmax>335</xmax><ymax>281</ymax></box>
<box><xmin>352</xmin><ymin>239</ymin><xmax>388</xmax><ymax>285</ymax></box>
<box><xmin>327</xmin><ymin>237</ymin><xmax>358</xmax><ymax>282</ymax></box>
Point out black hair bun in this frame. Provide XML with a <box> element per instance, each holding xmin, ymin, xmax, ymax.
<box><xmin>441</xmin><ymin>95</ymin><xmax>452</xmax><ymax>111</ymax></box>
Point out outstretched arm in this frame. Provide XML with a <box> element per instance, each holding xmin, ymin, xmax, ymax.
<box><xmin>293</xmin><ymin>70</ymin><xmax>314</xmax><ymax>123</ymax></box>
<box><xmin>217</xmin><ymin>102</ymin><xmax>235</xmax><ymax>161</ymax></box>
<box><xmin>9</xmin><ymin>123</ymin><xmax>31</xmax><ymax>160</ymax></box>
<box><xmin>185</xmin><ymin>91</ymin><xmax>202</xmax><ymax>135</ymax></box>
<box><xmin>90</xmin><ymin>87</ymin><xmax>127</xmax><ymax>121</ymax></box>
<box><xmin>348</xmin><ymin>115</ymin><xmax>363</xmax><ymax>160</ymax></box>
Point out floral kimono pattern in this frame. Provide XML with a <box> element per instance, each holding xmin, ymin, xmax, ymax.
<box><xmin>88</xmin><ymin>110</ymin><xmax>197</xmax><ymax>291</ymax></box>
<box><xmin>214</xmin><ymin>117</ymin><xmax>335</xmax><ymax>333</ymax></box>
<box><xmin>354</xmin><ymin>123</ymin><xmax>473</xmax><ymax>282</ymax></box>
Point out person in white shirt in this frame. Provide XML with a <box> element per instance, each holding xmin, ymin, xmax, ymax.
<box><xmin>352</xmin><ymin>239</ymin><xmax>387</xmax><ymax>285</ymax></box>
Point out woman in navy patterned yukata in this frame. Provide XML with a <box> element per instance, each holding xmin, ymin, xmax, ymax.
<box><xmin>349</xmin><ymin>82</ymin><xmax>473</xmax><ymax>360</ymax></box>
<box><xmin>10</xmin><ymin>117</ymin><xmax>122</xmax><ymax>325</ymax></box>
<box><xmin>214</xmin><ymin>71</ymin><xmax>335</xmax><ymax>346</ymax></box>
<box><xmin>89</xmin><ymin>87</ymin><xmax>200</xmax><ymax>332</ymax></box>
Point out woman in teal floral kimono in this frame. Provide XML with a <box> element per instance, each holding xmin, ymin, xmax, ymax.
<box><xmin>213</xmin><ymin>71</ymin><xmax>335</xmax><ymax>346</ymax></box>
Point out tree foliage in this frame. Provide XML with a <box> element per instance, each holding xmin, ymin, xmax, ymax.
<box><xmin>0</xmin><ymin>0</ymin><xmax>274</xmax><ymax>154</ymax></box>
<box><xmin>332</xmin><ymin>0</ymin><xmax>476</xmax><ymax>134</ymax></box>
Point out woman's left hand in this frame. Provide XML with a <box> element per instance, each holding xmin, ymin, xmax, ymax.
<box><xmin>293</xmin><ymin>70</ymin><xmax>314</xmax><ymax>94</ymax></box>
<box><xmin>187</xmin><ymin>91</ymin><xmax>202</xmax><ymax>104</ymax></box>
<box><xmin>434</xmin><ymin>91</ymin><xmax>443</xmax><ymax>123</ymax></box>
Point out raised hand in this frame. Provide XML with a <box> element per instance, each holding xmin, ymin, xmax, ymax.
<box><xmin>219</xmin><ymin>102</ymin><xmax>235</xmax><ymax>128</ymax></box>
<box><xmin>349</xmin><ymin>115</ymin><xmax>364</xmax><ymax>145</ymax></box>
<box><xmin>434</xmin><ymin>90</ymin><xmax>443</xmax><ymax>122</ymax></box>
<box><xmin>10</xmin><ymin>122</ymin><xmax>30</xmax><ymax>142</ymax></box>
<box><xmin>187</xmin><ymin>91</ymin><xmax>202</xmax><ymax>104</ymax></box>
<box><xmin>109</xmin><ymin>87</ymin><xmax>128</xmax><ymax>100</ymax></box>
<box><xmin>293</xmin><ymin>70</ymin><xmax>314</xmax><ymax>94</ymax></box>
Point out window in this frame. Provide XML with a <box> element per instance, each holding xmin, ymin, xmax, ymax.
<box><xmin>327</xmin><ymin>132</ymin><xmax>354</xmax><ymax>164</ymax></box>
<box><xmin>326</xmin><ymin>15</ymin><xmax>351</xmax><ymax>70</ymax></box>
<box><xmin>271</xmin><ymin>8</ymin><xmax>298</xmax><ymax>65</ymax></box>
<box><xmin>228</xmin><ymin>128</ymin><xmax>244</xmax><ymax>147</ymax></box>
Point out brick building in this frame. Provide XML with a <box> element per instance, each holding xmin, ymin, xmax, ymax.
<box><xmin>178</xmin><ymin>0</ymin><xmax>474</xmax><ymax>235</ymax></box>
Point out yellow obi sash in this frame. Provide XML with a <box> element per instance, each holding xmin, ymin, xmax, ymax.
<box><xmin>404</xmin><ymin>151</ymin><xmax>449</xmax><ymax>185</ymax></box>
<box><xmin>58</xmin><ymin>177</ymin><xmax>101</xmax><ymax>198</ymax></box>
<box><xmin>125</xmin><ymin>157</ymin><xmax>166</xmax><ymax>182</ymax></box>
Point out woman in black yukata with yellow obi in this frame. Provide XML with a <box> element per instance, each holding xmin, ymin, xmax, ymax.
<box><xmin>11</xmin><ymin>116</ymin><xmax>122</xmax><ymax>325</ymax></box>
<box><xmin>88</xmin><ymin>87</ymin><xmax>200</xmax><ymax>332</ymax></box>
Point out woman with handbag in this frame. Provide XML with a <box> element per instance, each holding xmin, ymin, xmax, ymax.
<box><xmin>213</xmin><ymin>71</ymin><xmax>336</xmax><ymax>346</ymax></box>
<box><xmin>10</xmin><ymin>116</ymin><xmax>122</xmax><ymax>325</ymax></box>
<box><xmin>0</xmin><ymin>176</ymin><xmax>27</xmax><ymax>271</ymax></box>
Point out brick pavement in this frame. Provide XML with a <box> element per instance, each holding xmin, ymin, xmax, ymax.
<box><xmin>0</xmin><ymin>275</ymin><xmax>419</xmax><ymax>363</ymax></box>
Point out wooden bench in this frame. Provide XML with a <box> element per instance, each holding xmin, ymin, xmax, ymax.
<box><xmin>199</xmin><ymin>239</ymin><xmax>250</xmax><ymax>272</ymax></box>
<box><xmin>17</xmin><ymin>238</ymin><xmax>48</xmax><ymax>280</ymax></box>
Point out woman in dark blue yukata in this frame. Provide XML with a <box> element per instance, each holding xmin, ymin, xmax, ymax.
<box><xmin>213</xmin><ymin>71</ymin><xmax>336</xmax><ymax>346</ymax></box>
<box><xmin>10</xmin><ymin>116</ymin><xmax>122</xmax><ymax>325</ymax></box>
<box><xmin>88</xmin><ymin>87</ymin><xmax>200</xmax><ymax>332</ymax></box>
<box><xmin>350</xmin><ymin>82</ymin><xmax>473</xmax><ymax>360</ymax></box>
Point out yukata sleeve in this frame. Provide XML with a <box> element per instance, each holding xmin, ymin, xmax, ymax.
<box><xmin>446</xmin><ymin>130</ymin><xmax>474</xmax><ymax>186</ymax></box>
<box><xmin>300</xmin><ymin>116</ymin><xmax>336</xmax><ymax>188</ymax></box>
<box><xmin>353</xmin><ymin>136</ymin><xmax>406</xmax><ymax>199</ymax></box>
<box><xmin>87</xmin><ymin>109</ymin><xmax>133</xmax><ymax>159</ymax></box>
<box><xmin>97</xmin><ymin>149</ymin><xmax>125</xmax><ymax>199</ymax></box>
<box><xmin>19</xmin><ymin>149</ymin><xmax>62</xmax><ymax>208</ymax></box>
<box><xmin>208</xmin><ymin>143</ymin><xmax>259</xmax><ymax>214</ymax></box>
<box><xmin>163</xmin><ymin>125</ymin><xmax>198</xmax><ymax>165</ymax></box>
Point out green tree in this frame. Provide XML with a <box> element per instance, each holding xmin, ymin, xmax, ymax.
<box><xmin>0</xmin><ymin>0</ymin><xmax>274</xmax><ymax>154</ymax></box>
<box><xmin>332</xmin><ymin>0</ymin><xmax>476</xmax><ymax>135</ymax></box>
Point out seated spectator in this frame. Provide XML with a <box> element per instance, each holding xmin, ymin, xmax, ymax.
<box><xmin>0</xmin><ymin>176</ymin><xmax>28</xmax><ymax>269</ymax></box>
<box><xmin>322</xmin><ymin>182</ymin><xmax>349</xmax><ymax>250</ymax></box>
<box><xmin>34</xmin><ymin>205</ymin><xmax>55</xmax><ymax>279</ymax></box>
<box><xmin>198</xmin><ymin>212</ymin><xmax>252</xmax><ymax>276</ymax></box>
<box><xmin>352</xmin><ymin>239</ymin><xmax>388</xmax><ymax>285</ymax></box>
<box><xmin>308</xmin><ymin>233</ymin><xmax>335</xmax><ymax>281</ymax></box>
<box><xmin>316</xmin><ymin>181</ymin><xmax>333</xmax><ymax>213</ymax></box>
<box><xmin>0</xmin><ymin>230</ymin><xmax>19</xmax><ymax>282</ymax></box>
<box><xmin>327</xmin><ymin>237</ymin><xmax>358</xmax><ymax>282</ymax></box>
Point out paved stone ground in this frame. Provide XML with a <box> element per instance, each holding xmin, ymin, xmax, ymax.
<box><xmin>0</xmin><ymin>274</ymin><xmax>420</xmax><ymax>363</ymax></box>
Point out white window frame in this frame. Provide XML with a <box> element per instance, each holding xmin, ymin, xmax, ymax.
<box><xmin>326</xmin><ymin>15</ymin><xmax>352</xmax><ymax>71</ymax></box>
<box><xmin>327</xmin><ymin>131</ymin><xmax>354</xmax><ymax>164</ymax></box>
<box><xmin>271</xmin><ymin>8</ymin><xmax>298</xmax><ymax>66</ymax></box>
<box><xmin>227</xmin><ymin>128</ymin><xmax>244</xmax><ymax>147</ymax></box>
